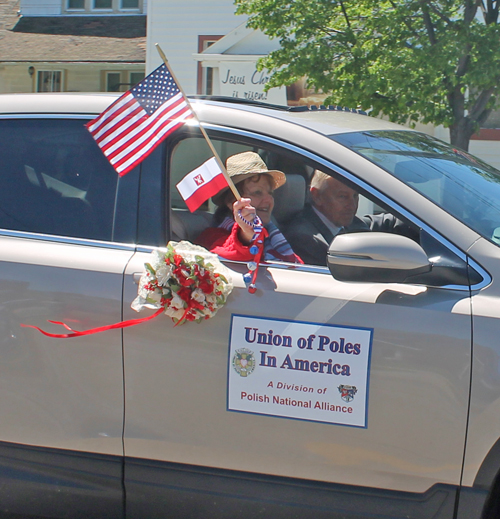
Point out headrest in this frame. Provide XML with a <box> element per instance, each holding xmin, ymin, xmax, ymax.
<box><xmin>273</xmin><ymin>174</ymin><xmax>306</xmax><ymax>225</ymax></box>
<box><xmin>170</xmin><ymin>209</ymin><xmax>213</xmax><ymax>241</ymax></box>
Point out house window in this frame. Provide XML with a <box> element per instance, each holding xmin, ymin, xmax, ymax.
<box><xmin>37</xmin><ymin>71</ymin><xmax>62</xmax><ymax>92</ymax></box>
<box><xmin>68</xmin><ymin>0</ymin><xmax>84</xmax><ymax>8</ymax></box>
<box><xmin>129</xmin><ymin>72</ymin><xmax>145</xmax><ymax>87</ymax></box>
<box><xmin>106</xmin><ymin>72</ymin><xmax>122</xmax><ymax>92</ymax></box>
<box><xmin>105</xmin><ymin>71</ymin><xmax>145</xmax><ymax>92</ymax></box>
<box><xmin>94</xmin><ymin>0</ymin><xmax>112</xmax><ymax>8</ymax></box>
<box><xmin>63</xmin><ymin>0</ymin><xmax>142</xmax><ymax>13</ymax></box>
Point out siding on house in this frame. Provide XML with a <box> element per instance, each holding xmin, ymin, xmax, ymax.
<box><xmin>20</xmin><ymin>0</ymin><xmax>61</xmax><ymax>16</ymax></box>
<box><xmin>146</xmin><ymin>0</ymin><xmax>242</xmax><ymax>93</ymax></box>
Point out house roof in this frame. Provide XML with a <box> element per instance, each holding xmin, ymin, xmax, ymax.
<box><xmin>0</xmin><ymin>0</ymin><xmax>146</xmax><ymax>63</ymax></box>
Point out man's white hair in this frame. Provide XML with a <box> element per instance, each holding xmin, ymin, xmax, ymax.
<box><xmin>310</xmin><ymin>170</ymin><xmax>331</xmax><ymax>190</ymax></box>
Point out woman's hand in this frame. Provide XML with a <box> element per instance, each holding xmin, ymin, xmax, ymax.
<box><xmin>233</xmin><ymin>198</ymin><xmax>256</xmax><ymax>245</ymax></box>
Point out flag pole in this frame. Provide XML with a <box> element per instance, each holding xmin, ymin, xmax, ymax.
<box><xmin>155</xmin><ymin>43</ymin><xmax>241</xmax><ymax>201</ymax></box>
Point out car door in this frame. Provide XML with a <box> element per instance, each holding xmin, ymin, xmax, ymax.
<box><xmin>0</xmin><ymin>116</ymin><xmax>139</xmax><ymax>518</ymax></box>
<box><xmin>122</xmin><ymin>128</ymin><xmax>473</xmax><ymax>519</ymax></box>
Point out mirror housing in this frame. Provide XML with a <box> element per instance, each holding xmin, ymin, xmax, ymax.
<box><xmin>327</xmin><ymin>232</ymin><xmax>431</xmax><ymax>283</ymax></box>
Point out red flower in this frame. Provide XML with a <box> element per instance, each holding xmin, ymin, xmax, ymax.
<box><xmin>199</xmin><ymin>280</ymin><xmax>213</xmax><ymax>293</ymax></box>
<box><xmin>177</xmin><ymin>287</ymin><xmax>191</xmax><ymax>303</ymax></box>
<box><xmin>189</xmin><ymin>300</ymin><xmax>205</xmax><ymax>311</ymax></box>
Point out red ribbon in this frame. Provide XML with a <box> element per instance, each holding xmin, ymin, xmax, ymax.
<box><xmin>20</xmin><ymin>308</ymin><xmax>164</xmax><ymax>338</ymax></box>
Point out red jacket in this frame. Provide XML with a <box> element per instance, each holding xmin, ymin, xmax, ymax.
<box><xmin>196</xmin><ymin>223</ymin><xmax>303</xmax><ymax>263</ymax></box>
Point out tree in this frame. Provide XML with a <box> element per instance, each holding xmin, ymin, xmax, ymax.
<box><xmin>235</xmin><ymin>0</ymin><xmax>500</xmax><ymax>150</ymax></box>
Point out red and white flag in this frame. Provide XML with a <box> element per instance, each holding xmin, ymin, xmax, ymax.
<box><xmin>86</xmin><ymin>64</ymin><xmax>193</xmax><ymax>177</ymax></box>
<box><xmin>176</xmin><ymin>157</ymin><xmax>229</xmax><ymax>212</ymax></box>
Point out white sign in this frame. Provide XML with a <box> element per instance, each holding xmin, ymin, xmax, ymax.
<box><xmin>218</xmin><ymin>62</ymin><xmax>287</xmax><ymax>105</ymax></box>
<box><xmin>228</xmin><ymin>315</ymin><xmax>373</xmax><ymax>428</ymax></box>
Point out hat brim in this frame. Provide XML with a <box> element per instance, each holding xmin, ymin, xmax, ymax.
<box><xmin>212</xmin><ymin>170</ymin><xmax>286</xmax><ymax>206</ymax></box>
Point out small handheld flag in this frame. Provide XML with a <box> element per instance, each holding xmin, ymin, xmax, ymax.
<box><xmin>176</xmin><ymin>157</ymin><xmax>229</xmax><ymax>212</ymax></box>
<box><xmin>86</xmin><ymin>64</ymin><xmax>193</xmax><ymax>176</ymax></box>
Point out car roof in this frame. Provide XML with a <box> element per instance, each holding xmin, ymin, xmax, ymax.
<box><xmin>0</xmin><ymin>92</ymin><xmax>409</xmax><ymax>136</ymax></box>
<box><xmin>192</xmin><ymin>98</ymin><xmax>406</xmax><ymax>135</ymax></box>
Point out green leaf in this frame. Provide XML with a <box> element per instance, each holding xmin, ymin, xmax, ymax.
<box><xmin>145</xmin><ymin>263</ymin><xmax>156</xmax><ymax>276</ymax></box>
<box><xmin>237</xmin><ymin>0</ymin><xmax>500</xmax><ymax>149</ymax></box>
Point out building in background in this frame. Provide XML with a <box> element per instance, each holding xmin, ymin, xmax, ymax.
<box><xmin>146</xmin><ymin>0</ymin><xmax>307</xmax><ymax>106</ymax></box>
<box><xmin>0</xmin><ymin>0</ymin><xmax>146</xmax><ymax>94</ymax></box>
<box><xmin>146</xmin><ymin>0</ymin><xmax>499</xmax><ymax>169</ymax></box>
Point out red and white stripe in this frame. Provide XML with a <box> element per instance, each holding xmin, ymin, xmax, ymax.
<box><xmin>87</xmin><ymin>92</ymin><xmax>193</xmax><ymax>176</ymax></box>
<box><xmin>176</xmin><ymin>157</ymin><xmax>229</xmax><ymax>212</ymax></box>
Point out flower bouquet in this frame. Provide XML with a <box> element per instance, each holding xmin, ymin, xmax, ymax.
<box><xmin>132</xmin><ymin>241</ymin><xmax>233</xmax><ymax>325</ymax></box>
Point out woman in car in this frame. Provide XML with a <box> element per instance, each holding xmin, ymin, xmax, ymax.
<box><xmin>196</xmin><ymin>151</ymin><xmax>303</xmax><ymax>264</ymax></box>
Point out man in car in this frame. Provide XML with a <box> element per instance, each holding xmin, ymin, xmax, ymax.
<box><xmin>284</xmin><ymin>170</ymin><xmax>368</xmax><ymax>265</ymax></box>
<box><xmin>284</xmin><ymin>170</ymin><xmax>418</xmax><ymax>266</ymax></box>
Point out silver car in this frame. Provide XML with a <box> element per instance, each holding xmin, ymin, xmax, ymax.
<box><xmin>0</xmin><ymin>93</ymin><xmax>499</xmax><ymax>519</ymax></box>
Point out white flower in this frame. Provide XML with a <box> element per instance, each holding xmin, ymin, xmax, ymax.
<box><xmin>192</xmin><ymin>288</ymin><xmax>206</xmax><ymax>303</ymax></box>
<box><xmin>156</xmin><ymin>264</ymin><xmax>173</xmax><ymax>286</ymax></box>
<box><xmin>136</xmin><ymin>273</ymin><xmax>151</xmax><ymax>299</ymax></box>
<box><xmin>164</xmin><ymin>306</ymin><xmax>186</xmax><ymax>320</ymax></box>
<box><xmin>147</xmin><ymin>289</ymin><xmax>162</xmax><ymax>304</ymax></box>
<box><xmin>150</xmin><ymin>249</ymin><xmax>166</xmax><ymax>269</ymax></box>
<box><xmin>170</xmin><ymin>292</ymin><xmax>185</xmax><ymax>310</ymax></box>
<box><xmin>205</xmin><ymin>293</ymin><xmax>217</xmax><ymax>304</ymax></box>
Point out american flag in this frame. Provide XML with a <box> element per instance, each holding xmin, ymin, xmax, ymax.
<box><xmin>86</xmin><ymin>64</ymin><xmax>193</xmax><ymax>176</ymax></box>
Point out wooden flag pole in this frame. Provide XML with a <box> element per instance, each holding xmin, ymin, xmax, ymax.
<box><xmin>155</xmin><ymin>43</ymin><xmax>241</xmax><ymax>201</ymax></box>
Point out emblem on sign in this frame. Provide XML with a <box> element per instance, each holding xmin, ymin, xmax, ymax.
<box><xmin>233</xmin><ymin>348</ymin><xmax>256</xmax><ymax>377</ymax></box>
<box><xmin>338</xmin><ymin>385</ymin><xmax>357</xmax><ymax>402</ymax></box>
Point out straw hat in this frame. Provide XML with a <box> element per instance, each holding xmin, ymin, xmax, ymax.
<box><xmin>212</xmin><ymin>151</ymin><xmax>286</xmax><ymax>206</ymax></box>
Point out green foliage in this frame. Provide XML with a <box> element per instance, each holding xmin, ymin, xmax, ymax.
<box><xmin>235</xmin><ymin>0</ymin><xmax>500</xmax><ymax>148</ymax></box>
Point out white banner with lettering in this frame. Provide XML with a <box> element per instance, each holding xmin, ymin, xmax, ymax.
<box><xmin>227</xmin><ymin>315</ymin><xmax>373</xmax><ymax>428</ymax></box>
<box><xmin>218</xmin><ymin>62</ymin><xmax>286</xmax><ymax>105</ymax></box>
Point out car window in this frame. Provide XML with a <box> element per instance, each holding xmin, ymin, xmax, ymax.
<box><xmin>0</xmin><ymin>118</ymin><xmax>118</xmax><ymax>241</ymax></box>
<box><xmin>167</xmin><ymin>131</ymin><xmax>469</xmax><ymax>284</ymax></box>
<box><xmin>168</xmin><ymin>135</ymin><xmax>415</xmax><ymax>257</ymax></box>
<box><xmin>331</xmin><ymin>130</ymin><xmax>500</xmax><ymax>247</ymax></box>
<box><xmin>168</xmin><ymin>135</ymin><xmax>312</xmax><ymax>244</ymax></box>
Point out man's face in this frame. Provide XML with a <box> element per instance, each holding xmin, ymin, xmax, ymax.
<box><xmin>311</xmin><ymin>176</ymin><xmax>359</xmax><ymax>227</ymax></box>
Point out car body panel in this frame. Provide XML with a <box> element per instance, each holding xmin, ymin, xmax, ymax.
<box><xmin>0</xmin><ymin>234</ymin><xmax>132</xmax><ymax>455</ymax></box>
<box><xmin>461</xmin><ymin>238</ymin><xmax>500</xmax><ymax>488</ymax></box>
<box><xmin>123</xmin><ymin>250</ymin><xmax>471</xmax><ymax>494</ymax></box>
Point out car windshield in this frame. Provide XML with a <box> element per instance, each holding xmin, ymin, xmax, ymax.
<box><xmin>330</xmin><ymin>130</ymin><xmax>500</xmax><ymax>247</ymax></box>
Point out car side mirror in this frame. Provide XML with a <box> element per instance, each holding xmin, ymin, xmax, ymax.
<box><xmin>327</xmin><ymin>232</ymin><xmax>431</xmax><ymax>283</ymax></box>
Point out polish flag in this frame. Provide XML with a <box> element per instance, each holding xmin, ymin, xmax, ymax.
<box><xmin>176</xmin><ymin>157</ymin><xmax>229</xmax><ymax>212</ymax></box>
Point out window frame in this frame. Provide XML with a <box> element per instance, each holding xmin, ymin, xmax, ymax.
<box><xmin>63</xmin><ymin>0</ymin><xmax>142</xmax><ymax>13</ymax></box>
<box><xmin>164</xmin><ymin>123</ymin><xmax>488</xmax><ymax>290</ymax></box>
<box><xmin>93</xmin><ymin>0</ymin><xmax>113</xmax><ymax>10</ymax></box>
<box><xmin>121</xmin><ymin>0</ymin><xmax>139</xmax><ymax>9</ymax></box>
<box><xmin>67</xmin><ymin>0</ymin><xmax>85</xmax><ymax>10</ymax></box>
<box><xmin>36</xmin><ymin>70</ymin><xmax>64</xmax><ymax>93</ymax></box>
<box><xmin>103</xmin><ymin>70</ymin><xmax>145</xmax><ymax>92</ymax></box>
